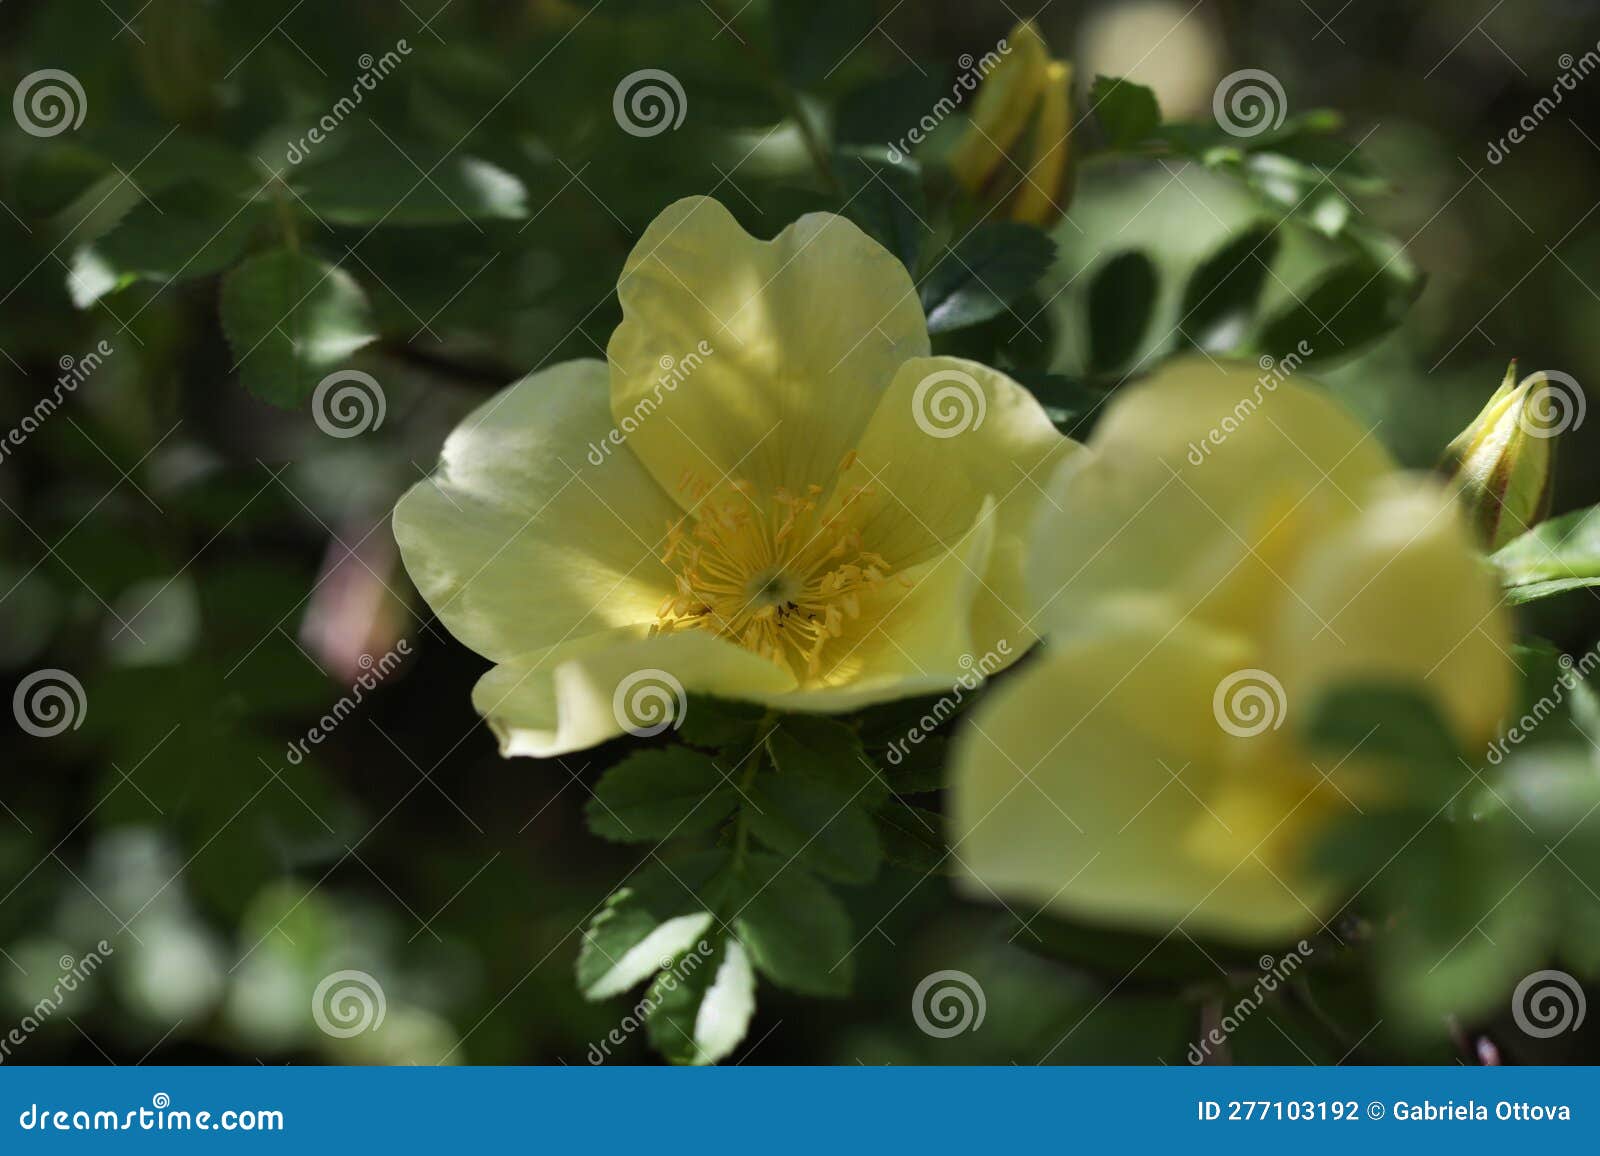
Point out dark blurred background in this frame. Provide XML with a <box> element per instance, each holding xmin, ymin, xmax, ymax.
<box><xmin>1</xmin><ymin>0</ymin><xmax>1598</xmax><ymax>1065</ymax></box>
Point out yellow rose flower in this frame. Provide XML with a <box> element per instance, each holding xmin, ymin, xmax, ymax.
<box><xmin>949</xmin><ymin>359</ymin><xmax>1513</xmax><ymax>941</ymax></box>
<box><xmin>394</xmin><ymin>197</ymin><xmax>1076</xmax><ymax>757</ymax></box>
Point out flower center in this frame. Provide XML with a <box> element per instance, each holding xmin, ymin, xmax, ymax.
<box><xmin>651</xmin><ymin>452</ymin><xmax>898</xmax><ymax>681</ymax></box>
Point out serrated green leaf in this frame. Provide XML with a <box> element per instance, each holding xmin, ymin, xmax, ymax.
<box><xmin>576</xmin><ymin>850</ymin><xmax>731</xmax><ymax>1000</ymax></box>
<box><xmin>732</xmin><ymin>853</ymin><xmax>853</xmax><ymax>995</ymax></box>
<box><xmin>292</xmin><ymin>130</ymin><xmax>528</xmax><ymax>225</ymax></box>
<box><xmin>747</xmin><ymin>772</ymin><xmax>880</xmax><ymax>884</ymax></box>
<box><xmin>768</xmin><ymin>714</ymin><xmax>885</xmax><ymax>806</ymax></box>
<box><xmin>919</xmin><ymin>222</ymin><xmax>1056</xmax><ymax>334</ymax></box>
<box><xmin>585</xmin><ymin>748</ymin><xmax>739</xmax><ymax>843</ymax></box>
<box><xmin>88</xmin><ymin>182</ymin><xmax>266</xmax><ymax>295</ymax></box>
<box><xmin>219</xmin><ymin>248</ymin><xmax>377</xmax><ymax>407</ymax></box>
<box><xmin>1090</xmin><ymin>75</ymin><xmax>1161</xmax><ymax>149</ymax></box>
<box><xmin>837</xmin><ymin>151</ymin><xmax>926</xmax><ymax>274</ymax></box>
<box><xmin>645</xmin><ymin>935</ymin><xmax>757</xmax><ymax>1065</ymax></box>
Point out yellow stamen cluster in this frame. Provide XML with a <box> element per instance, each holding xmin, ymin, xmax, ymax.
<box><xmin>652</xmin><ymin>453</ymin><xmax>895</xmax><ymax>680</ymax></box>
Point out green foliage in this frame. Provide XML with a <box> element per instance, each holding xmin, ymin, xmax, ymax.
<box><xmin>1302</xmin><ymin>681</ymin><xmax>1463</xmax><ymax>800</ymax></box>
<box><xmin>1304</xmin><ymin>663</ymin><xmax>1600</xmax><ymax>1035</ymax></box>
<box><xmin>576</xmin><ymin>852</ymin><xmax>728</xmax><ymax>1001</ymax></box>
<box><xmin>747</xmin><ymin>772</ymin><xmax>881</xmax><ymax>883</ymax></box>
<box><xmin>1176</xmin><ymin>225</ymin><xmax>1278</xmax><ymax>353</ymax></box>
<box><xmin>837</xmin><ymin>151</ymin><xmax>927</xmax><ymax>274</ymax></box>
<box><xmin>678</xmin><ymin>695</ymin><xmax>768</xmax><ymax>752</ymax></box>
<box><xmin>644</xmin><ymin>934</ymin><xmax>757</xmax><ymax>1065</ymax></box>
<box><xmin>767</xmin><ymin>714</ymin><xmax>885</xmax><ymax>805</ymax></box>
<box><xmin>1086</xmin><ymin>250</ymin><xmax>1158</xmax><ymax>374</ymax></box>
<box><xmin>1040</xmin><ymin>109</ymin><xmax>1422</xmax><ymax>381</ymax></box>
<box><xmin>732</xmin><ymin>852</ymin><xmax>855</xmax><ymax>996</ymax></box>
<box><xmin>290</xmin><ymin>130</ymin><xmax>529</xmax><ymax>226</ymax></box>
<box><xmin>219</xmin><ymin>249</ymin><xmax>377</xmax><ymax>406</ymax></box>
<box><xmin>1090</xmin><ymin>76</ymin><xmax>1161</xmax><ymax>150</ymax></box>
<box><xmin>88</xmin><ymin>182</ymin><xmax>267</xmax><ymax>293</ymax></box>
<box><xmin>585</xmin><ymin>749</ymin><xmax>739</xmax><ymax>844</ymax></box>
<box><xmin>919</xmin><ymin>223</ymin><xmax>1057</xmax><ymax>335</ymax></box>
<box><xmin>1495</xmin><ymin>503</ymin><xmax>1600</xmax><ymax>604</ymax></box>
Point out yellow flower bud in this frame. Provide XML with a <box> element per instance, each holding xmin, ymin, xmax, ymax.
<box><xmin>1009</xmin><ymin>61</ymin><xmax>1073</xmax><ymax>226</ymax></box>
<box><xmin>1443</xmin><ymin>362</ymin><xmax>1556</xmax><ymax>551</ymax></box>
<box><xmin>948</xmin><ymin>21</ymin><xmax>1051</xmax><ymax>195</ymax></box>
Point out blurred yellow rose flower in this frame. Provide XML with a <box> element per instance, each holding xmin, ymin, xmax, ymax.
<box><xmin>394</xmin><ymin>197</ymin><xmax>1075</xmax><ymax>757</ymax></box>
<box><xmin>950</xmin><ymin>359</ymin><xmax>1513</xmax><ymax>941</ymax></box>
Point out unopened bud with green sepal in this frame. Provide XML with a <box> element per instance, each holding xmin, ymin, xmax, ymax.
<box><xmin>1442</xmin><ymin>361</ymin><xmax>1555</xmax><ymax>551</ymax></box>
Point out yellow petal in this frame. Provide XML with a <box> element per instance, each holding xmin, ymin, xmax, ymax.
<box><xmin>1266</xmin><ymin>476</ymin><xmax>1514</xmax><ymax>752</ymax></box>
<box><xmin>846</xmin><ymin>356</ymin><xmax>1078</xmax><ymax>652</ymax></box>
<box><xmin>393</xmin><ymin>360</ymin><xmax>679</xmax><ymax>664</ymax></box>
<box><xmin>950</xmin><ymin>613</ymin><xmax>1341</xmax><ymax>941</ymax></box>
<box><xmin>474</xmin><ymin>627</ymin><xmax>796</xmax><ymax>758</ymax></box>
<box><xmin>785</xmin><ymin>499</ymin><xmax>996</xmax><ymax>711</ymax></box>
<box><xmin>1029</xmin><ymin>358</ymin><xmax>1396</xmax><ymax>638</ymax></box>
<box><xmin>607</xmin><ymin>197</ymin><xmax>928</xmax><ymax>507</ymax></box>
